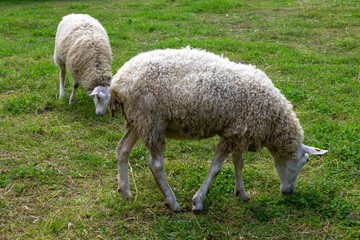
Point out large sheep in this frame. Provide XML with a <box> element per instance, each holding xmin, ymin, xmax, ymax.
<box><xmin>109</xmin><ymin>47</ymin><xmax>327</xmax><ymax>212</ymax></box>
<box><xmin>54</xmin><ymin>14</ymin><xmax>112</xmax><ymax>116</ymax></box>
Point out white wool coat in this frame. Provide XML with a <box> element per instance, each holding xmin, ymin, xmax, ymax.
<box><xmin>110</xmin><ymin>47</ymin><xmax>303</xmax><ymax>156</ymax></box>
<box><xmin>54</xmin><ymin>14</ymin><xmax>112</xmax><ymax>91</ymax></box>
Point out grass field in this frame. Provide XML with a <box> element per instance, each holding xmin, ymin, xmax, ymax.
<box><xmin>0</xmin><ymin>0</ymin><xmax>359</xmax><ymax>239</ymax></box>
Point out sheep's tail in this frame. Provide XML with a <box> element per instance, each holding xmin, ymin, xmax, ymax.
<box><xmin>109</xmin><ymin>94</ymin><xmax>122</xmax><ymax>117</ymax></box>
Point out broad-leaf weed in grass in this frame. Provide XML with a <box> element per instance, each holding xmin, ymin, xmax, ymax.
<box><xmin>1</xmin><ymin>0</ymin><xmax>359</xmax><ymax>239</ymax></box>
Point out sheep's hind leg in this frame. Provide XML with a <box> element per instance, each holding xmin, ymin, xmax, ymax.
<box><xmin>69</xmin><ymin>82</ymin><xmax>79</xmax><ymax>104</ymax></box>
<box><xmin>149</xmin><ymin>141</ymin><xmax>181</xmax><ymax>212</ymax></box>
<box><xmin>58</xmin><ymin>63</ymin><xmax>66</xmax><ymax>99</ymax></box>
<box><xmin>192</xmin><ymin>139</ymin><xmax>229</xmax><ymax>213</ymax></box>
<box><xmin>232</xmin><ymin>152</ymin><xmax>250</xmax><ymax>201</ymax></box>
<box><xmin>117</xmin><ymin>129</ymin><xmax>138</xmax><ymax>199</ymax></box>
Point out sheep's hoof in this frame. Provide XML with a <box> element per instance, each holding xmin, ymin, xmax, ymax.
<box><xmin>192</xmin><ymin>207</ymin><xmax>203</xmax><ymax>214</ymax></box>
<box><xmin>117</xmin><ymin>188</ymin><xmax>132</xmax><ymax>200</ymax></box>
<box><xmin>235</xmin><ymin>190</ymin><xmax>250</xmax><ymax>202</ymax></box>
<box><xmin>192</xmin><ymin>198</ymin><xmax>203</xmax><ymax>213</ymax></box>
<box><xmin>239</xmin><ymin>195</ymin><xmax>250</xmax><ymax>202</ymax></box>
<box><xmin>165</xmin><ymin>202</ymin><xmax>181</xmax><ymax>213</ymax></box>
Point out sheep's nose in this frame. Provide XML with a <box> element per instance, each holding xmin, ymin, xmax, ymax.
<box><xmin>96</xmin><ymin>112</ymin><xmax>104</xmax><ymax>117</ymax></box>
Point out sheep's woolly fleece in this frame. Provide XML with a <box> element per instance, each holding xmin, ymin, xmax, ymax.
<box><xmin>110</xmin><ymin>47</ymin><xmax>304</xmax><ymax>156</ymax></box>
<box><xmin>54</xmin><ymin>14</ymin><xmax>112</xmax><ymax>91</ymax></box>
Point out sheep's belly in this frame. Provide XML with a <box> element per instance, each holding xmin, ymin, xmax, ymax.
<box><xmin>165</xmin><ymin>121</ymin><xmax>218</xmax><ymax>140</ymax></box>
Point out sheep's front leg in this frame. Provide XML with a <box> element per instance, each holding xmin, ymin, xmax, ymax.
<box><xmin>232</xmin><ymin>152</ymin><xmax>250</xmax><ymax>201</ymax></box>
<box><xmin>149</xmin><ymin>143</ymin><xmax>181</xmax><ymax>213</ymax></box>
<box><xmin>117</xmin><ymin>129</ymin><xmax>138</xmax><ymax>199</ymax></box>
<box><xmin>69</xmin><ymin>82</ymin><xmax>79</xmax><ymax>104</ymax></box>
<box><xmin>192</xmin><ymin>141</ymin><xmax>229</xmax><ymax>212</ymax></box>
<box><xmin>59</xmin><ymin>64</ymin><xmax>66</xmax><ymax>99</ymax></box>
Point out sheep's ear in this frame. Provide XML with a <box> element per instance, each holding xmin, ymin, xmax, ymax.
<box><xmin>89</xmin><ymin>89</ymin><xmax>99</xmax><ymax>97</ymax></box>
<box><xmin>301</xmin><ymin>144</ymin><xmax>328</xmax><ymax>155</ymax></box>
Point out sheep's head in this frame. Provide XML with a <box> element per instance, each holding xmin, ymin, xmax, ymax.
<box><xmin>272</xmin><ymin>144</ymin><xmax>327</xmax><ymax>195</ymax></box>
<box><xmin>89</xmin><ymin>86</ymin><xmax>111</xmax><ymax>116</ymax></box>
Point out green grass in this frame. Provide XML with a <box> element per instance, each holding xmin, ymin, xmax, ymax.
<box><xmin>0</xmin><ymin>0</ymin><xmax>359</xmax><ymax>239</ymax></box>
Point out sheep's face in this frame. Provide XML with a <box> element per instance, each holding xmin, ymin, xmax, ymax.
<box><xmin>90</xmin><ymin>86</ymin><xmax>111</xmax><ymax>116</ymax></box>
<box><xmin>274</xmin><ymin>144</ymin><xmax>327</xmax><ymax>195</ymax></box>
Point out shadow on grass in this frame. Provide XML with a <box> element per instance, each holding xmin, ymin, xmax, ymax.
<box><xmin>247</xmin><ymin>189</ymin><xmax>358</xmax><ymax>226</ymax></box>
<box><xmin>1</xmin><ymin>87</ymin><xmax>117</xmax><ymax>123</ymax></box>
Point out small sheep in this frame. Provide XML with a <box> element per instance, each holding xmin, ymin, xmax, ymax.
<box><xmin>109</xmin><ymin>47</ymin><xmax>327</xmax><ymax>212</ymax></box>
<box><xmin>54</xmin><ymin>14</ymin><xmax>112</xmax><ymax>116</ymax></box>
